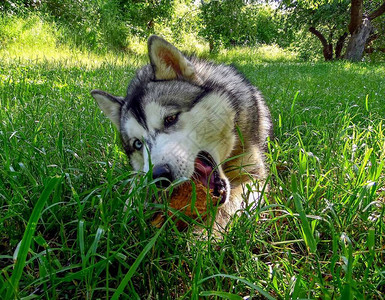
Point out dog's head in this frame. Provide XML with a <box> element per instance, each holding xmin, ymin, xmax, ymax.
<box><xmin>91</xmin><ymin>35</ymin><xmax>234</xmax><ymax>203</ymax></box>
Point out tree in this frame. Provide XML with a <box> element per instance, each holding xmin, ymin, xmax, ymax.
<box><xmin>281</xmin><ymin>0</ymin><xmax>385</xmax><ymax>61</ymax></box>
<box><xmin>344</xmin><ymin>0</ymin><xmax>385</xmax><ymax>60</ymax></box>
<box><xmin>199</xmin><ymin>0</ymin><xmax>280</xmax><ymax>52</ymax></box>
<box><xmin>120</xmin><ymin>0</ymin><xmax>174</xmax><ymax>36</ymax></box>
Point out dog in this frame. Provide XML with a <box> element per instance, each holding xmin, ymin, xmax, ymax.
<box><xmin>91</xmin><ymin>35</ymin><xmax>273</xmax><ymax>232</ymax></box>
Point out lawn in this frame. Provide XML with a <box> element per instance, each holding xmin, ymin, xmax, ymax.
<box><xmin>0</xmin><ymin>46</ymin><xmax>384</xmax><ymax>299</ymax></box>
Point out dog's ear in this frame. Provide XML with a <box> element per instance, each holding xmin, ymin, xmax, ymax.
<box><xmin>91</xmin><ymin>89</ymin><xmax>123</xmax><ymax>129</ymax></box>
<box><xmin>148</xmin><ymin>35</ymin><xmax>199</xmax><ymax>81</ymax></box>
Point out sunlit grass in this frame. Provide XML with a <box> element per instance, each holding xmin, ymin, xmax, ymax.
<box><xmin>216</xmin><ymin>44</ymin><xmax>298</xmax><ymax>64</ymax></box>
<box><xmin>0</xmin><ymin>14</ymin><xmax>147</xmax><ymax>68</ymax></box>
<box><xmin>0</xmin><ymin>43</ymin><xmax>146</xmax><ymax>69</ymax></box>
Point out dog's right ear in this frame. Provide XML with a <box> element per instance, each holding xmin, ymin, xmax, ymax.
<box><xmin>148</xmin><ymin>35</ymin><xmax>199</xmax><ymax>82</ymax></box>
<box><xmin>91</xmin><ymin>89</ymin><xmax>123</xmax><ymax>129</ymax></box>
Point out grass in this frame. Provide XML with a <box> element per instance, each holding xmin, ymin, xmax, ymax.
<box><xmin>1</xmin><ymin>37</ymin><xmax>385</xmax><ymax>299</ymax></box>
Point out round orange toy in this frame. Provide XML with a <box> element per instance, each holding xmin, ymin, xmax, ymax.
<box><xmin>151</xmin><ymin>179</ymin><xmax>222</xmax><ymax>230</ymax></box>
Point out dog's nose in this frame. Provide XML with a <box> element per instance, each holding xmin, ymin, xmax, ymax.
<box><xmin>152</xmin><ymin>164</ymin><xmax>173</xmax><ymax>188</ymax></box>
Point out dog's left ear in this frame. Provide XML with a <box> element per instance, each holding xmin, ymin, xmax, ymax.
<box><xmin>148</xmin><ymin>35</ymin><xmax>199</xmax><ymax>82</ymax></box>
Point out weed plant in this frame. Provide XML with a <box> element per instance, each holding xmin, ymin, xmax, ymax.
<box><xmin>0</xmin><ymin>44</ymin><xmax>384</xmax><ymax>299</ymax></box>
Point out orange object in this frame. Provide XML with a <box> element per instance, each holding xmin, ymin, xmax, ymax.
<box><xmin>151</xmin><ymin>179</ymin><xmax>221</xmax><ymax>230</ymax></box>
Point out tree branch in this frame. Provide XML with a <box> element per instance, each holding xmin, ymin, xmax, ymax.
<box><xmin>309</xmin><ymin>27</ymin><xmax>328</xmax><ymax>48</ymax></box>
<box><xmin>309</xmin><ymin>27</ymin><xmax>333</xmax><ymax>60</ymax></box>
<box><xmin>367</xmin><ymin>33</ymin><xmax>379</xmax><ymax>44</ymax></box>
<box><xmin>366</xmin><ymin>47</ymin><xmax>385</xmax><ymax>53</ymax></box>
<box><xmin>369</xmin><ymin>1</ymin><xmax>385</xmax><ymax>20</ymax></box>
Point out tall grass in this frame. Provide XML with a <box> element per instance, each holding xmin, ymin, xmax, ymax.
<box><xmin>0</xmin><ymin>21</ymin><xmax>384</xmax><ymax>299</ymax></box>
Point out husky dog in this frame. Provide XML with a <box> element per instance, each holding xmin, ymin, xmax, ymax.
<box><xmin>91</xmin><ymin>35</ymin><xmax>273</xmax><ymax>231</ymax></box>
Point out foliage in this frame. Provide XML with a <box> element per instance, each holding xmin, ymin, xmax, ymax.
<box><xmin>0</xmin><ymin>0</ymin><xmax>36</xmax><ymax>15</ymax></box>
<box><xmin>199</xmin><ymin>0</ymin><xmax>281</xmax><ymax>51</ymax></box>
<box><xmin>121</xmin><ymin>0</ymin><xmax>174</xmax><ymax>37</ymax></box>
<box><xmin>1</xmin><ymin>0</ymin><xmax>178</xmax><ymax>52</ymax></box>
<box><xmin>0</xmin><ymin>14</ymin><xmax>57</xmax><ymax>50</ymax></box>
<box><xmin>281</xmin><ymin>0</ymin><xmax>349</xmax><ymax>59</ymax></box>
<box><xmin>1</xmin><ymin>0</ymin><xmax>384</xmax><ymax>60</ymax></box>
<box><xmin>1</xmin><ymin>0</ymin><xmax>283</xmax><ymax>53</ymax></box>
<box><xmin>280</xmin><ymin>0</ymin><xmax>385</xmax><ymax>60</ymax></box>
<box><xmin>41</xmin><ymin>0</ymin><xmax>129</xmax><ymax>51</ymax></box>
<box><xmin>283</xmin><ymin>0</ymin><xmax>350</xmax><ymax>34</ymax></box>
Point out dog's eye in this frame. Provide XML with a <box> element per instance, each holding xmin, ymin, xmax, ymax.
<box><xmin>133</xmin><ymin>139</ymin><xmax>143</xmax><ymax>150</ymax></box>
<box><xmin>164</xmin><ymin>114</ymin><xmax>179</xmax><ymax>127</ymax></box>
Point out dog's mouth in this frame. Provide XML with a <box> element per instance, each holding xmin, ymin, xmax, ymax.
<box><xmin>193</xmin><ymin>151</ymin><xmax>228</xmax><ymax>204</ymax></box>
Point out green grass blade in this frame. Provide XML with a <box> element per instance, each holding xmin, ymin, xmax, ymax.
<box><xmin>363</xmin><ymin>227</ymin><xmax>375</xmax><ymax>282</ymax></box>
<box><xmin>85</xmin><ymin>226</ymin><xmax>105</xmax><ymax>260</ymax></box>
<box><xmin>365</xmin><ymin>94</ymin><xmax>369</xmax><ymax>112</ymax></box>
<box><xmin>340</xmin><ymin>233</ymin><xmax>354</xmax><ymax>300</ymax></box>
<box><xmin>78</xmin><ymin>220</ymin><xmax>86</xmax><ymax>268</ymax></box>
<box><xmin>291</xmin><ymin>91</ymin><xmax>300</xmax><ymax>115</ymax></box>
<box><xmin>111</xmin><ymin>225</ymin><xmax>165</xmax><ymax>300</ymax></box>
<box><xmin>198</xmin><ymin>274</ymin><xmax>276</xmax><ymax>300</ymax></box>
<box><xmin>293</xmin><ymin>193</ymin><xmax>317</xmax><ymax>254</ymax></box>
<box><xmin>0</xmin><ymin>274</ymin><xmax>7</xmax><ymax>297</ymax></box>
<box><xmin>200</xmin><ymin>291</ymin><xmax>243</xmax><ymax>300</ymax></box>
<box><xmin>6</xmin><ymin>176</ymin><xmax>62</xmax><ymax>299</ymax></box>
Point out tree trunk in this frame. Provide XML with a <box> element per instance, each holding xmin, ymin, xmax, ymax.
<box><xmin>209</xmin><ymin>39</ymin><xmax>214</xmax><ymax>53</ymax></box>
<box><xmin>309</xmin><ymin>27</ymin><xmax>333</xmax><ymax>61</ymax></box>
<box><xmin>335</xmin><ymin>32</ymin><xmax>348</xmax><ymax>59</ymax></box>
<box><xmin>348</xmin><ymin>0</ymin><xmax>363</xmax><ymax>34</ymax></box>
<box><xmin>344</xmin><ymin>18</ymin><xmax>373</xmax><ymax>61</ymax></box>
<box><xmin>344</xmin><ymin>0</ymin><xmax>385</xmax><ymax>61</ymax></box>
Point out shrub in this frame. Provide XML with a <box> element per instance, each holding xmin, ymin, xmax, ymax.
<box><xmin>199</xmin><ymin>1</ymin><xmax>281</xmax><ymax>52</ymax></box>
<box><xmin>0</xmin><ymin>14</ymin><xmax>57</xmax><ymax>50</ymax></box>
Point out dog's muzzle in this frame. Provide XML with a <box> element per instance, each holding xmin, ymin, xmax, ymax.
<box><xmin>151</xmin><ymin>151</ymin><xmax>228</xmax><ymax>204</ymax></box>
